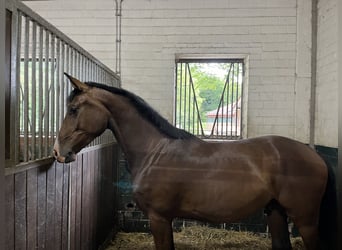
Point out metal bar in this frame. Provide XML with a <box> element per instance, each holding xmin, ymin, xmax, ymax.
<box><xmin>38</xmin><ymin>25</ymin><xmax>43</xmax><ymax>159</ymax></box>
<box><xmin>23</xmin><ymin>15</ymin><xmax>30</xmax><ymax>162</ymax></box>
<box><xmin>235</xmin><ymin>63</ymin><xmax>240</xmax><ymax>138</ymax></box>
<box><xmin>230</xmin><ymin>63</ymin><xmax>235</xmax><ymax>138</ymax></box>
<box><xmin>183</xmin><ymin>63</ymin><xmax>187</xmax><ymax>130</ymax></box>
<box><xmin>44</xmin><ymin>29</ymin><xmax>49</xmax><ymax>157</ymax></box>
<box><xmin>210</xmin><ymin>64</ymin><xmax>233</xmax><ymax>136</ymax></box>
<box><xmin>239</xmin><ymin>63</ymin><xmax>245</xmax><ymax>139</ymax></box>
<box><xmin>50</xmin><ymin>34</ymin><xmax>55</xmax><ymax>151</ymax></box>
<box><xmin>31</xmin><ymin>20</ymin><xmax>37</xmax><ymax>160</ymax></box>
<box><xmin>60</xmin><ymin>41</ymin><xmax>65</xmax><ymax>122</ymax></box>
<box><xmin>188</xmin><ymin>65</ymin><xmax>205</xmax><ymax>137</ymax></box>
<box><xmin>178</xmin><ymin>63</ymin><xmax>182</xmax><ymax>128</ymax></box>
<box><xmin>225</xmin><ymin>63</ymin><xmax>229</xmax><ymax>138</ymax></box>
<box><xmin>55</xmin><ymin>38</ymin><xmax>61</xmax><ymax>135</ymax></box>
<box><xmin>64</xmin><ymin>44</ymin><xmax>70</xmax><ymax>108</ymax></box>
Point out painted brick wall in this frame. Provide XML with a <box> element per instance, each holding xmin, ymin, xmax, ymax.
<box><xmin>23</xmin><ymin>0</ymin><xmax>338</xmax><ymax>147</ymax></box>
<box><xmin>316</xmin><ymin>0</ymin><xmax>338</xmax><ymax>147</ymax></box>
<box><xmin>120</xmin><ymin>0</ymin><xmax>299</xmax><ymax>139</ymax></box>
<box><xmin>24</xmin><ymin>0</ymin><xmax>118</xmax><ymax>70</ymax></box>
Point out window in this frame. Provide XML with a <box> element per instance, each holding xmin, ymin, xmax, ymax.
<box><xmin>175</xmin><ymin>57</ymin><xmax>244</xmax><ymax>140</ymax></box>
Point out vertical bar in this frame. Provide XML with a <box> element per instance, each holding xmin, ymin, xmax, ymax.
<box><xmin>60</xmin><ymin>42</ymin><xmax>65</xmax><ymax>122</ymax></box>
<box><xmin>183</xmin><ymin>63</ymin><xmax>187</xmax><ymax>130</ymax></box>
<box><xmin>230</xmin><ymin>63</ymin><xmax>235</xmax><ymax>138</ymax></box>
<box><xmin>23</xmin><ymin>15</ymin><xmax>30</xmax><ymax>162</ymax></box>
<box><xmin>15</xmin><ymin>13</ymin><xmax>22</xmax><ymax>163</ymax></box>
<box><xmin>235</xmin><ymin>63</ymin><xmax>240</xmax><ymax>138</ymax></box>
<box><xmin>44</xmin><ymin>30</ymin><xmax>50</xmax><ymax>157</ymax></box>
<box><xmin>65</xmin><ymin>45</ymin><xmax>70</xmax><ymax>112</ymax></box>
<box><xmin>187</xmin><ymin>64</ymin><xmax>191</xmax><ymax>132</ymax></box>
<box><xmin>174</xmin><ymin>63</ymin><xmax>178</xmax><ymax>127</ymax></box>
<box><xmin>179</xmin><ymin>63</ymin><xmax>182</xmax><ymax>128</ymax></box>
<box><xmin>239</xmin><ymin>62</ymin><xmax>245</xmax><ymax>139</ymax></box>
<box><xmin>31</xmin><ymin>21</ymin><xmax>37</xmax><ymax>160</ymax></box>
<box><xmin>38</xmin><ymin>25</ymin><xmax>43</xmax><ymax>159</ymax></box>
<box><xmin>50</xmin><ymin>34</ymin><xmax>55</xmax><ymax>154</ymax></box>
<box><xmin>56</xmin><ymin>38</ymin><xmax>61</xmax><ymax>135</ymax></box>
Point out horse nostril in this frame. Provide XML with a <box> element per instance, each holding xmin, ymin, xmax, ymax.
<box><xmin>53</xmin><ymin>149</ymin><xmax>58</xmax><ymax>158</ymax></box>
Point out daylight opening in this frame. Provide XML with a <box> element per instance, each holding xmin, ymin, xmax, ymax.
<box><xmin>175</xmin><ymin>59</ymin><xmax>244</xmax><ymax>140</ymax></box>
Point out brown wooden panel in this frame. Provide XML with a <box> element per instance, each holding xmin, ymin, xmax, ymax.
<box><xmin>93</xmin><ymin>150</ymin><xmax>99</xmax><ymax>247</ymax></box>
<box><xmin>87</xmin><ymin>151</ymin><xmax>95</xmax><ymax>249</ymax></box>
<box><xmin>14</xmin><ymin>171</ymin><xmax>27</xmax><ymax>250</ymax></box>
<box><xmin>4</xmin><ymin>144</ymin><xmax>119</xmax><ymax>250</ymax></box>
<box><xmin>5</xmin><ymin>175</ymin><xmax>14</xmax><ymax>250</ymax></box>
<box><xmin>27</xmin><ymin>168</ymin><xmax>38</xmax><ymax>250</ymax></box>
<box><xmin>37</xmin><ymin>165</ymin><xmax>47</xmax><ymax>250</ymax></box>
<box><xmin>61</xmin><ymin>163</ymin><xmax>69</xmax><ymax>250</ymax></box>
<box><xmin>46</xmin><ymin>163</ymin><xmax>56</xmax><ymax>249</ymax></box>
<box><xmin>55</xmin><ymin>162</ymin><xmax>64</xmax><ymax>250</ymax></box>
<box><xmin>81</xmin><ymin>153</ymin><xmax>90</xmax><ymax>250</ymax></box>
<box><xmin>69</xmin><ymin>161</ymin><xmax>77</xmax><ymax>250</ymax></box>
<box><xmin>75</xmin><ymin>155</ymin><xmax>82</xmax><ymax>250</ymax></box>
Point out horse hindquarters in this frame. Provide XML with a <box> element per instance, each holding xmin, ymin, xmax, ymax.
<box><xmin>148</xmin><ymin>212</ymin><xmax>175</xmax><ymax>250</ymax></box>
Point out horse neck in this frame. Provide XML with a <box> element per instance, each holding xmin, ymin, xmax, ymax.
<box><xmin>98</xmin><ymin>89</ymin><xmax>167</xmax><ymax>169</ymax></box>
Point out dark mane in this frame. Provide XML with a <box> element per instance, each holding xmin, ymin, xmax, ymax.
<box><xmin>77</xmin><ymin>81</ymin><xmax>196</xmax><ymax>140</ymax></box>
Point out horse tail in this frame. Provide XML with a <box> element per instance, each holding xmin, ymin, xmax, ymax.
<box><xmin>318</xmin><ymin>160</ymin><xmax>337</xmax><ymax>249</ymax></box>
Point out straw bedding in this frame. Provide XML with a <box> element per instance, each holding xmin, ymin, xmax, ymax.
<box><xmin>106</xmin><ymin>226</ymin><xmax>304</xmax><ymax>250</ymax></box>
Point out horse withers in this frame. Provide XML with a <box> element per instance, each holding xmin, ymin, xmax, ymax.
<box><xmin>53</xmin><ymin>74</ymin><xmax>336</xmax><ymax>250</ymax></box>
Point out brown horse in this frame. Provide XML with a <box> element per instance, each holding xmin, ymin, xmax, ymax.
<box><xmin>53</xmin><ymin>74</ymin><xmax>336</xmax><ymax>250</ymax></box>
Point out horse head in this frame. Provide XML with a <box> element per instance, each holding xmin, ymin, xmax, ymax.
<box><xmin>53</xmin><ymin>74</ymin><xmax>110</xmax><ymax>163</ymax></box>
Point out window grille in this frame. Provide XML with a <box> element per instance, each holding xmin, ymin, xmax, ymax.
<box><xmin>6</xmin><ymin>2</ymin><xmax>120</xmax><ymax>166</ymax></box>
<box><xmin>175</xmin><ymin>59</ymin><xmax>244</xmax><ymax>140</ymax></box>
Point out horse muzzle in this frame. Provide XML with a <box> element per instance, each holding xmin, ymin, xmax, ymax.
<box><xmin>53</xmin><ymin>149</ymin><xmax>76</xmax><ymax>163</ymax></box>
<box><xmin>53</xmin><ymin>138</ymin><xmax>76</xmax><ymax>163</ymax></box>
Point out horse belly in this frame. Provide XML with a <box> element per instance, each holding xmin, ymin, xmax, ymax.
<box><xmin>178</xmin><ymin>178</ymin><xmax>271</xmax><ymax>223</ymax></box>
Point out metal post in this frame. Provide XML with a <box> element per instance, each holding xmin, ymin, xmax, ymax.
<box><xmin>309</xmin><ymin>0</ymin><xmax>318</xmax><ymax>148</ymax></box>
<box><xmin>0</xmin><ymin>0</ymin><xmax>6</xmax><ymax>246</ymax></box>
<box><xmin>337</xmin><ymin>0</ymin><xmax>342</xmax><ymax>248</ymax></box>
<box><xmin>115</xmin><ymin>0</ymin><xmax>123</xmax><ymax>76</ymax></box>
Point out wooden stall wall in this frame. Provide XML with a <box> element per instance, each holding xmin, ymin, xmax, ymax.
<box><xmin>5</xmin><ymin>143</ymin><xmax>119</xmax><ymax>250</ymax></box>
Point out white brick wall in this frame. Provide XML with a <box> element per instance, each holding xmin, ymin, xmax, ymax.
<box><xmin>24</xmin><ymin>0</ymin><xmax>118</xmax><ymax>69</ymax></box>
<box><xmin>316</xmin><ymin>0</ymin><xmax>338</xmax><ymax>147</ymax></box>
<box><xmin>120</xmin><ymin>0</ymin><xmax>298</xmax><ymax>139</ymax></box>
<box><xmin>24</xmin><ymin>0</ymin><xmax>338</xmax><ymax>146</ymax></box>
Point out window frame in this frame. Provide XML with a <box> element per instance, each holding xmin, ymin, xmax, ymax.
<box><xmin>174</xmin><ymin>54</ymin><xmax>247</xmax><ymax>140</ymax></box>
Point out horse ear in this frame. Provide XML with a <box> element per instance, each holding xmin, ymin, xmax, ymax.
<box><xmin>64</xmin><ymin>73</ymin><xmax>89</xmax><ymax>91</ymax></box>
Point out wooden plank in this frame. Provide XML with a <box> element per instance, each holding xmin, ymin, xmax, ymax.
<box><xmin>61</xmin><ymin>163</ymin><xmax>70</xmax><ymax>250</ymax></box>
<box><xmin>88</xmin><ymin>151</ymin><xmax>94</xmax><ymax>249</ymax></box>
<box><xmin>5</xmin><ymin>175</ymin><xmax>15</xmax><ymax>250</ymax></box>
<box><xmin>55</xmin><ymin>162</ymin><xmax>64</xmax><ymax>250</ymax></box>
<box><xmin>69</xmin><ymin>161</ymin><xmax>77</xmax><ymax>250</ymax></box>
<box><xmin>45</xmin><ymin>163</ymin><xmax>56</xmax><ymax>249</ymax></box>
<box><xmin>14</xmin><ymin>171</ymin><xmax>27</xmax><ymax>250</ymax></box>
<box><xmin>27</xmin><ymin>168</ymin><xmax>38</xmax><ymax>250</ymax></box>
<box><xmin>81</xmin><ymin>152</ymin><xmax>90</xmax><ymax>250</ymax></box>
<box><xmin>104</xmin><ymin>147</ymin><xmax>113</xmax><ymax>231</ymax></box>
<box><xmin>75</xmin><ymin>155</ymin><xmax>82</xmax><ymax>250</ymax></box>
<box><xmin>93</xmin><ymin>150</ymin><xmax>99</xmax><ymax>247</ymax></box>
<box><xmin>97</xmin><ymin>148</ymin><xmax>105</xmax><ymax>241</ymax></box>
<box><xmin>37</xmin><ymin>165</ymin><xmax>47</xmax><ymax>250</ymax></box>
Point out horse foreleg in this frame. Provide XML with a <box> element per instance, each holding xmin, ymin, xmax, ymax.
<box><xmin>265</xmin><ymin>201</ymin><xmax>292</xmax><ymax>250</ymax></box>
<box><xmin>149</xmin><ymin>212</ymin><xmax>175</xmax><ymax>250</ymax></box>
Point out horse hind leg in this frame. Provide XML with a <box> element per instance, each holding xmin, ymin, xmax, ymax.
<box><xmin>265</xmin><ymin>199</ymin><xmax>292</xmax><ymax>250</ymax></box>
<box><xmin>149</xmin><ymin>212</ymin><xmax>175</xmax><ymax>250</ymax></box>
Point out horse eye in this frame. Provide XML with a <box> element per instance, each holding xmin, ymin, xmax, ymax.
<box><xmin>68</xmin><ymin>106</ymin><xmax>78</xmax><ymax>116</ymax></box>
